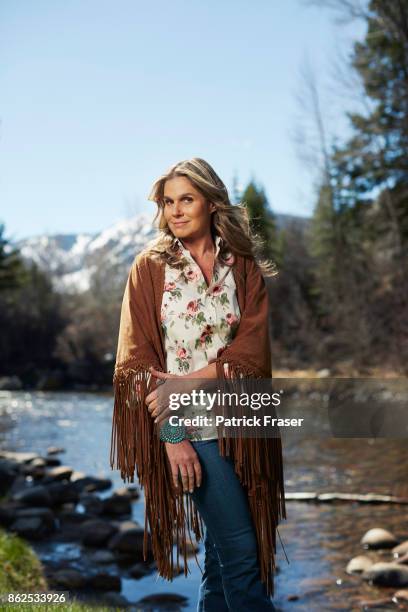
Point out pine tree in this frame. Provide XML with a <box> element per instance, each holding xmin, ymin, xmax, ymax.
<box><xmin>241</xmin><ymin>180</ymin><xmax>279</xmax><ymax>262</ymax></box>
<box><xmin>0</xmin><ymin>222</ymin><xmax>25</xmax><ymax>290</ymax></box>
<box><xmin>331</xmin><ymin>0</ymin><xmax>408</xmax><ymax>259</ymax></box>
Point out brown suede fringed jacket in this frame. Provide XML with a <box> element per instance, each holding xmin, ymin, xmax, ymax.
<box><xmin>110</xmin><ymin>248</ymin><xmax>288</xmax><ymax>597</ymax></box>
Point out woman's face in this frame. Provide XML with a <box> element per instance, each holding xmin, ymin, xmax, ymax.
<box><xmin>162</xmin><ymin>176</ymin><xmax>215</xmax><ymax>241</ymax></box>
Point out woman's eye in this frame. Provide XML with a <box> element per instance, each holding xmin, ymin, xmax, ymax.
<box><xmin>163</xmin><ymin>198</ymin><xmax>193</xmax><ymax>205</ymax></box>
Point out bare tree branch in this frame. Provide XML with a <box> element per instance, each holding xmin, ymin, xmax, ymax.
<box><xmin>290</xmin><ymin>54</ymin><xmax>333</xmax><ymax>183</ymax></box>
<box><xmin>300</xmin><ymin>0</ymin><xmax>371</xmax><ymax>25</ymax></box>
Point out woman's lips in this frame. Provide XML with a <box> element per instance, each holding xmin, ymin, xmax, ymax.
<box><xmin>172</xmin><ymin>221</ymin><xmax>189</xmax><ymax>226</ymax></box>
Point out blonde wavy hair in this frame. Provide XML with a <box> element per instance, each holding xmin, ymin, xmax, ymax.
<box><xmin>143</xmin><ymin>157</ymin><xmax>277</xmax><ymax>277</ymax></box>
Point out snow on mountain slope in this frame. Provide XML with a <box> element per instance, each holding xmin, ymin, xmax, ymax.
<box><xmin>15</xmin><ymin>213</ymin><xmax>158</xmax><ymax>293</ymax></box>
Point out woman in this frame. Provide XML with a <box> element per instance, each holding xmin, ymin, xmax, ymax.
<box><xmin>110</xmin><ymin>158</ymin><xmax>287</xmax><ymax>611</ymax></box>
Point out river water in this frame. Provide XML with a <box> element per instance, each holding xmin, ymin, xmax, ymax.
<box><xmin>0</xmin><ymin>389</ymin><xmax>407</xmax><ymax>611</ymax></box>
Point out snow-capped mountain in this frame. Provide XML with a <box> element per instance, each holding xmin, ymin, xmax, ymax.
<box><xmin>14</xmin><ymin>212</ymin><xmax>309</xmax><ymax>293</ymax></box>
<box><xmin>15</xmin><ymin>213</ymin><xmax>158</xmax><ymax>293</ymax></box>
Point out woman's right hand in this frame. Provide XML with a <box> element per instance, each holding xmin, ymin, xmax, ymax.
<box><xmin>164</xmin><ymin>440</ymin><xmax>202</xmax><ymax>493</ymax></box>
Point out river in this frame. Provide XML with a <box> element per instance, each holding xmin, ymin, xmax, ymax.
<box><xmin>0</xmin><ymin>389</ymin><xmax>407</xmax><ymax>611</ymax></box>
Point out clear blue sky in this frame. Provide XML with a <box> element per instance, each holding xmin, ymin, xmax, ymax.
<box><xmin>1</xmin><ymin>0</ymin><xmax>366</xmax><ymax>241</ymax></box>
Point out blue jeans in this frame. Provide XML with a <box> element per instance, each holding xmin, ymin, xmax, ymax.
<box><xmin>189</xmin><ymin>439</ymin><xmax>277</xmax><ymax>612</ymax></box>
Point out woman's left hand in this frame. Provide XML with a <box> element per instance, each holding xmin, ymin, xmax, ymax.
<box><xmin>145</xmin><ymin>366</ymin><xmax>180</xmax><ymax>424</ymax></box>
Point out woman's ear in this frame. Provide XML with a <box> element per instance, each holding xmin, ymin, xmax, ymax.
<box><xmin>209</xmin><ymin>202</ymin><xmax>217</xmax><ymax>214</ymax></box>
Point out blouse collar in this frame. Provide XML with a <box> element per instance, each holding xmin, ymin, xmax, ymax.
<box><xmin>174</xmin><ymin>234</ymin><xmax>223</xmax><ymax>262</ymax></box>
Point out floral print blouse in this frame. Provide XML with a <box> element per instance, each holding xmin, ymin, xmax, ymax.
<box><xmin>161</xmin><ymin>234</ymin><xmax>241</xmax><ymax>440</ymax></box>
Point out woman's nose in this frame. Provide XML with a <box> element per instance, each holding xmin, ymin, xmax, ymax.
<box><xmin>173</xmin><ymin>202</ymin><xmax>183</xmax><ymax>215</ymax></box>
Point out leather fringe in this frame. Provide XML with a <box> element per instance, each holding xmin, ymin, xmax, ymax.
<box><xmin>110</xmin><ymin>360</ymin><xmax>287</xmax><ymax>598</ymax></box>
<box><xmin>110</xmin><ymin>362</ymin><xmax>204</xmax><ymax>580</ymax></box>
<box><xmin>215</xmin><ymin>359</ymin><xmax>288</xmax><ymax>598</ymax></box>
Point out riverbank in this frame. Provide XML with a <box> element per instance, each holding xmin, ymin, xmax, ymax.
<box><xmin>0</xmin><ymin>527</ymin><xmax>116</xmax><ymax>611</ymax></box>
<box><xmin>0</xmin><ymin>449</ymin><xmax>191</xmax><ymax>610</ymax></box>
<box><xmin>274</xmin><ymin>367</ymin><xmax>407</xmax><ymax>378</ymax></box>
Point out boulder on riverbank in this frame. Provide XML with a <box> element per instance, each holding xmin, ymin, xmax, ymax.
<box><xmin>361</xmin><ymin>527</ymin><xmax>399</xmax><ymax>549</ymax></box>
